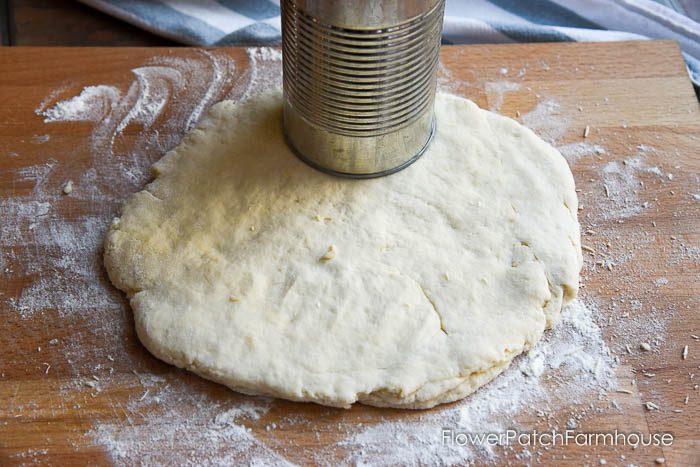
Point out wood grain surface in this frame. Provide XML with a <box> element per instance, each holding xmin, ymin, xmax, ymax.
<box><xmin>5</xmin><ymin>0</ymin><xmax>176</xmax><ymax>46</ymax></box>
<box><xmin>0</xmin><ymin>42</ymin><xmax>698</xmax><ymax>466</ymax></box>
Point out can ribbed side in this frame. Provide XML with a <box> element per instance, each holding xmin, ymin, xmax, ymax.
<box><xmin>282</xmin><ymin>0</ymin><xmax>444</xmax><ymax>138</ymax></box>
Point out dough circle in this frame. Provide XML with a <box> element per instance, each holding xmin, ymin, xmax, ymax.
<box><xmin>105</xmin><ymin>91</ymin><xmax>582</xmax><ymax>409</ymax></box>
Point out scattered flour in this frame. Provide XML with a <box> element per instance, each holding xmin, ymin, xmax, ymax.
<box><xmin>90</xmin><ymin>391</ymin><xmax>292</xmax><ymax>466</ymax></box>
<box><xmin>254</xmin><ymin>46</ymin><xmax>283</xmax><ymax>62</ymax></box>
<box><xmin>599</xmin><ymin>159</ymin><xmax>646</xmax><ymax>220</ymax></box>
<box><xmin>37</xmin><ymin>51</ymin><xmax>238</xmax><ymax>159</ymax></box>
<box><xmin>558</xmin><ymin>141</ymin><xmax>606</xmax><ymax>163</ymax></box>
<box><xmin>437</xmin><ymin>61</ymin><xmax>471</xmax><ymax>94</ymax></box>
<box><xmin>598</xmin><ymin>153</ymin><xmax>680</xmax><ymax>220</ymax></box>
<box><xmin>520</xmin><ymin>99</ymin><xmax>571</xmax><ymax>144</ymax></box>
<box><xmin>654</xmin><ymin>277</ymin><xmax>669</xmax><ymax>286</ymax></box>
<box><xmin>485</xmin><ymin>81</ymin><xmax>521</xmax><ymax>111</ymax></box>
<box><xmin>244</xmin><ymin>47</ymin><xmax>284</xmax><ymax>98</ymax></box>
<box><xmin>40</xmin><ymin>85</ymin><xmax>122</xmax><ymax>123</ymax></box>
<box><xmin>1</xmin><ymin>162</ymin><xmax>121</xmax><ymax>320</ymax></box>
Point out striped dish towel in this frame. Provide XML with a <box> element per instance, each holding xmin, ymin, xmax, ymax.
<box><xmin>80</xmin><ymin>0</ymin><xmax>700</xmax><ymax>86</ymax></box>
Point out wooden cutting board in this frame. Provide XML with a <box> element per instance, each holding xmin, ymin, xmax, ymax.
<box><xmin>0</xmin><ymin>41</ymin><xmax>698</xmax><ymax>466</ymax></box>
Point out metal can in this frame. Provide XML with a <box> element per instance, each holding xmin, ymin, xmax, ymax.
<box><xmin>281</xmin><ymin>0</ymin><xmax>445</xmax><ymax>178</ymax></box>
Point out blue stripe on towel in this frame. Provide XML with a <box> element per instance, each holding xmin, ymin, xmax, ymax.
<box><xmin>215</xmin><ymin>23</ymin><xmax>281</xmax><ymax>45</ymax></box>
<box><xmin>683</xmin><ymin>52</ymin><xmax>700</xmax><ymax>86</ymax></box>
<box><xmin>117</xmin><ymin>0</ymin><xmax>228</xmax><ymax>45</ymax></box>
<box><xmin>486</xmin><ymin>0</ymin><xmax>603</xmax><ymax>29</ymax></box>
<box><xmin>216</xmin><ymin>0</ymin><xmax>280</xmax><ymax>21</ymax></box>
<box><xmin>491</xmin><ymin>22</ymin><xmax>575</xmax><ymax>42</ymax></box>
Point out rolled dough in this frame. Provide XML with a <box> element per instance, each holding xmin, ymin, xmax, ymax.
<box><xmin>104</xmin><ymin>91</ymin><xmax>582</xmax><ymax>409</ymax></box>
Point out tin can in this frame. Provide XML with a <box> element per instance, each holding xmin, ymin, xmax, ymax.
<box><xmin>281</xmin><ymin>0</ymin><xmax>445</xmax><ymax>178</ymax></box>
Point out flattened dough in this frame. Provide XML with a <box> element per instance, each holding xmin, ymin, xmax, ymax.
<box><xmin>104</xmin><ymin>91</ymin><xmax>582</xmax><ymax>409</ymax></box>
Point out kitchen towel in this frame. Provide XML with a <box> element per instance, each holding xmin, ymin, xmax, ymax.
<box><xmin>79</xmin><ymin>0</ymin><xmax>700</xmax><ymax>85</ymax></box>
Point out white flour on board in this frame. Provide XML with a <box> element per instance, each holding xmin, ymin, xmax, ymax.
<box><xmin>39</xmin><ymin>85</ymin><xmax>123</xmax><ymax>123</ymax></box>
<box><xmin>485</xmin><ymin>81</ymin><xmax>521</xmax><ymax>112</ymax></box>
<box><xmin>4</xmin><ymin>52</ymin><xmax>697</xmax><ymax>465</ymax></box>
<box><xmin>557</xmin><ymin>141</ymin><xmax>606</xmax><ymax>162</ymax></box>
<box><xmin>521</xmin><ymin>99</ymin><xmax>571</xmax><ymax>144</ymax></box>
<box><xmin>36</xmin><ymin>51</ymin><xmax>238</xmax><ymax>158</ymax></box>
<box><xmin>244</xmin><ymin>46</ymin><xmax>283</xmax><ymax>98</ymax></box>
<box><xmin>90</xmin><ymin>392</ymin><xmax>294</xmax><ymax>466</ymax></box>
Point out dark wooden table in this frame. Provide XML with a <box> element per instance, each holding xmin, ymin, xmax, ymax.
<box><xmin>0</xmin><ymin>0</ymin><xmax>175</xmax><ymax>46</ymax></box>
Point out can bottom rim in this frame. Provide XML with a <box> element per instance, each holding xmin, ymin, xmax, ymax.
<box><xmin>283</xmin><ymin>118</ymin><xmax>436</xmax><ymax>180</ymax></box>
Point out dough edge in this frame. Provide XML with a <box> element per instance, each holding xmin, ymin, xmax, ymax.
<box><xmin>130</xmin><ymin>302</ymin><xmax>519</xmax><ymax>409</ymax></box>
